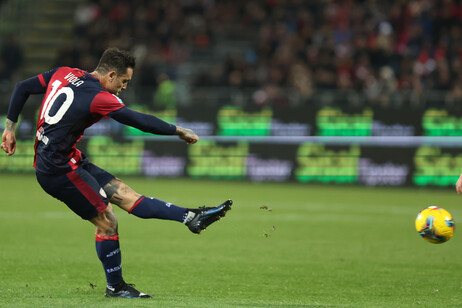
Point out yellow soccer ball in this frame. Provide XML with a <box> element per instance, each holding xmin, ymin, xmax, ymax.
<box><xmin>415</xmin><ymin>206</ymin><xmax>455</xmax><ymax>244</ymax></box>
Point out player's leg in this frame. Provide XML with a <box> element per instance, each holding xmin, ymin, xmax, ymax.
<box><xmin>90</xmin><ymin>206</ymin><xmax>150</xmax><ymax>298</ymax></box>
<box><xmin>84</xmin><ymin>160</ymin><xmax>233</xmax><ymax>232</ymax></box>
<box><xmin>89</xmin><ymin>205</ymin><xmax>123</xmax><ymax>289</ymax></box>
<box><xmin>35</xmin><ymin>167</ymin><xmax>150</xmax><ymax>298</ymax></box>
<box><xmin>102</xmin><ymin>177</ymin><xmax>233</xmax><ymax>234</ymax></box>
<box><xmin>103</xmin><ymin>177</ymin><xmax>189</xmax><ymax>221</ymax></box>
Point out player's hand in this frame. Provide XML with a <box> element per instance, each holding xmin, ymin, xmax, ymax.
<box><xmin>176</xmin><ymin>126</ymin><xmax>199</xmax><ymax>144</ymax></box>
<box><xmin>1</xmin><ymin>129</ymin><xmax>16</xmax><ymax>156</ymax></box>
<box><xmin>456</xmin><ymin>174</ymin><xmax>462</xmax><ymax>194</ymax></box>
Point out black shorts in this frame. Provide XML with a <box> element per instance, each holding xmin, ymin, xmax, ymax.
<box><xmin>36</xmin><ymin>162</ymin><xmax>115</xmax><ymax>220</ymax></box>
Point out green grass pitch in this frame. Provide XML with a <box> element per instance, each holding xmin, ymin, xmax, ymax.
<box><xmin>1</xmin><ymin>174</ymin><xmax>462</xmax><ymax>307</ymax></box>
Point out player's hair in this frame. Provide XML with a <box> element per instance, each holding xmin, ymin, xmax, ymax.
<box><xmin>95</xmin><ymin>47</ymin><xmax>136</xmax><ymax>75</ymax></box>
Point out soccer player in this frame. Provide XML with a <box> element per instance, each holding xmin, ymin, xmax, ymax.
<box><xmin>1</xmin><ymin>47</ymin><xmax>232</xmax><ymax>299</ymax></box>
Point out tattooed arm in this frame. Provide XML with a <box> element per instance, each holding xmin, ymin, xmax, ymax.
<box><xmin>2</xmin><ymin>73</ymin><xmax>53</xmax><ymax>156</ymax></box>
<box><xmin>1</xmin><ymin>118</ymin><xmax>17</xmax><ymax>156</ymax></box>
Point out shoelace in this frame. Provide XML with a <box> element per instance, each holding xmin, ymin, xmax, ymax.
<box><xmin>124</xmin><ymin>283</ymin><xmax>137</xmax><ymax>289</ymax></box>
<box><xmin>116</xmin><ymin>282</ymin><xmax>137</xmax><ymax>291</ymax></box>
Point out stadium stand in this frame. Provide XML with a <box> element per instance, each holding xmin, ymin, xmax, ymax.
<box><xmin>3</xmin><ymin>0</ymin><xmax>462</xmax><ymax>110</ymax></box>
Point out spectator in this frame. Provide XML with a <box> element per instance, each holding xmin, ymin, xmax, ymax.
<box><xmin>0</xmin><ymin>34</ymin><xmax>23</xmax><ymax>81</ymax></box>
<box><xmin>153</xmin><ymin>73</ymin><xmax>176</xmax><ymax>110</ymax></box>
<box><xmin>50</xmin><ymin>0</ymin><xmax>462</xmax><ymax>109</ymax></box>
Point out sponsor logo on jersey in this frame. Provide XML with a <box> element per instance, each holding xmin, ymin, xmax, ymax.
<box><xmin>36</xmin><ymin>127</ymin><xmax>49</xmax><ymax>145</ymax></box>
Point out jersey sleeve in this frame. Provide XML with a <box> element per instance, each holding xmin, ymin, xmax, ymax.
<box><xmin>109</xmin><ymin>106</ymin><xmax>177</xmax><ymax>135</ymax></box>
<box><xmin>89</xmin><ymin>91</ymin><xmax>125</xmax><ymax>118</ymax></box>
<box><xmin>37</xmin><ymin>68</ymin><xmax>60</xmax><ymax>88</ymax></box>
<box><xmin>6</xmin><ymin>68</ymin><xmax>60</xmax><ymax>122</ymax></box>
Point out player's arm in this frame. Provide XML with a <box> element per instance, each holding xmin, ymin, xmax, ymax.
<box><xmin>109</xmin><ymin>107</ymin><xmax>199</xmax><ymax>144</ymax></box>
<box><xmin>1</xmin><ymin>119</ymin><xmax>17</xmax><ymax>155</ymax></box>
<box><xmin>1</xmin><ymin>74</ymin><xmax>52</xmax><ymax>156</ymax></box>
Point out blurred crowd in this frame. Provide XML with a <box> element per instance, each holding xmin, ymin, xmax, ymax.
<box><xmin>0</xmin><ymin>34</ymin><xmax>22</xmax><ymax>87</ymax></box>
<box><xmin>6</xmin><ymin>0</ymin><xmax>462</xmax><ymax>109</ymax></box>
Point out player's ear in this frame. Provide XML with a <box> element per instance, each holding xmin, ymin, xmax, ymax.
<box><xmin>108</xmin><ymin>70</ymin><xmax>117</xmax><ymax>81</ymax></box>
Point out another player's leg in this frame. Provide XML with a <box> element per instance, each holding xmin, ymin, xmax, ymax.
<box><xmin>103</xmin><ymin>178</ymin><xmax>232</xmax><ymax>233</ymax></box>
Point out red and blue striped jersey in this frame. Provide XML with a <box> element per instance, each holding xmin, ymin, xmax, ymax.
<box><xmin>34</xmin><ymin>67</ymin><xmax>125</xmax><ymax>174</ymax></box>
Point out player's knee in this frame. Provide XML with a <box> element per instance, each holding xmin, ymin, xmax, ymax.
<box><xmin>91</xmin><ymin>205</ymin><xmax>118</xmax><ymax>236</ymax></box>
<box><xmin>103</xmin><ymin>178</ymin><xmax>142</xmax><ymax>211</ymax></box>
<box><xmin>95</xmin><ymin>221</ymin><xmax>117</xmax><ymax>236</ymax></box>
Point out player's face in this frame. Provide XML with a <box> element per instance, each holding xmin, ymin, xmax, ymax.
<box><xmin>108</xmin><ymin>68</ymin><xmax>133</xmax><ymax>95</ymax></box>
